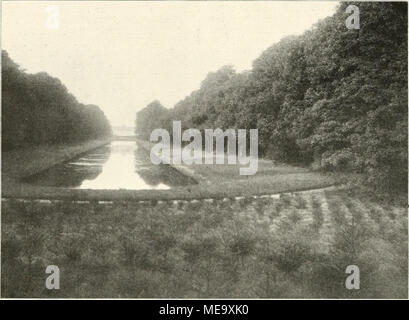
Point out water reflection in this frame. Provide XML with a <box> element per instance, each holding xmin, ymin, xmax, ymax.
<box><xmin>25</xmin><ymin>141</ymin><xmax>195</xmax><ymax>190</ymax></box>
<box><xmin>24</xmin><ymin>146</ymin><xmax>110</xmax><ymax>188</ymax></box>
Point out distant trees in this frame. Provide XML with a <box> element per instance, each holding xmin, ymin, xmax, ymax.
<box><xmin>2</xmin><ymin>51</ymin><xmax>111</xmax><ymax>150</ymax></box>
<box><xmin>135</xmin><ymin>100</ymin><xmax>170</xmax><ymax>141</ymax></box>
<box><xmin>135</xmin><ymin>2</ymin><xmax>407</xmax><ymax>194</ymax></box>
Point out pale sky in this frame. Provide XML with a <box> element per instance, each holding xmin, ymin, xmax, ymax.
<box><xmin>2</xmin><ymin>1</ymin><xmax>338</xmax><ymax>127</ymax></box>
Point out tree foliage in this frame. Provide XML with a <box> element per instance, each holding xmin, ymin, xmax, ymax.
<box><xmin>2</xmin><ymin>51</ymin><xmax>112</xmax><ymax>150</ymax></box>
<box><xmin>135</xmin><ymin>2</ymin><xmax>407</xmax><ymax>194</ymax></box>
<box><xmin>135</xmin><ymin>100</ymin><xmax>170</xmax><ymax>141</ymax></box>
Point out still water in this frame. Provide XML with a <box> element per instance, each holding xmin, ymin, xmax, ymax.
<box><xmin>25</xmin><ymin>141</ymin><xmax>195</xmax><ymax>190</ymax></box>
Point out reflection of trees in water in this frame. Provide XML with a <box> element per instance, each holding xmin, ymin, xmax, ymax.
<box><xmin>24</xmin><ymin>146</ymin><xmax>111</xmax><ymax>188</ymax></box>
<box><xmin>25</xmin><ymin>143</ymin><xmax>197</xmax><ymax>189</ymax></box>
<box><xmin>134</xmin><ymin>147</ymin><xmax>197</xmax><ymax>187</ymax></box>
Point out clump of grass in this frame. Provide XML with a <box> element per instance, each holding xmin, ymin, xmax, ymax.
<box><xmin>368</xmin><ymin>206</ymin><xmax>381</xmax><ymax>223</ymax></box>
<box><xmin>280</xmin><ymin>194</ymin><xmax>292</xmax><ymax>208</ymax></box>
<box><xmin>294</xmin><ymin>194</ymin><xmax>307</xmax><ymax>209</ymax></box>
<box><xmin>288</xmin><ymin>209</ymin><xmax>302</xmax><ymax>224</ymax></box>
<box><xmin>60</xmin><ymin>237</ymin><xmax>85</xmax><ymax>263</ymax></box>
<box><xmin>229</xmin><ymin>233</ymin><xmax>256</xmax><ymax>262</ymax></box>
<box><xmin>274</xmin><ymin>201</ymin><xmax>283</xmax><ymax>216</ymax></box>
<box><xmin>311</xmin><ymin>196</ymin><xmax>324</xmax><ymax>231</ymax></box>
<box><xmin>344</xmin><ymin>199</ymin><xmax>363</xmax><ymax>223</ymax></box>
<box><xmin>238</xmin><ymin>197</ymin><xmax>252</xmax><ymax>209</ymax></box>
<box><xmin>254</xmin><ymin>198</ymin><xmax>270</xmax><ymax>215</ymax></box>
<box><xmin>186</xmin><ymin>200</ymin><xmax>202</xmax><ymax>212</ymax></box>
<box><xmin>272</xmin><ymin>236</ymin><xmax>312</xmax><ymax>273</ymax></box>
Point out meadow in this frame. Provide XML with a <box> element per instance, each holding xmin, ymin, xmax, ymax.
<box><xmin>2</xmin><ymin>189</ymin><xmax>407</xmax><ymax>298</ymax></box>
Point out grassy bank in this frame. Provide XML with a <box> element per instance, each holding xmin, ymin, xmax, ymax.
<box><xmin>136</xmin><ymin>140</ymin><xmax>342</xmax><ymax>199</ymax></box>
<box><xmin>2</xmin><ymin>189</ymin><xmax>407</xmax><ymax>298</ymax></box>
<box><xmin>2</xmin><ymin>139</ymin><xmax>112</xmax><ymax>180</ymax></box>
<box><xmin>2</xmin><ymin>139</ymin><xmax>112</xmax><ymax>199</ymax></box>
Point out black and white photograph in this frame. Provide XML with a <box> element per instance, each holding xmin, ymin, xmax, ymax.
<box><xmin>1</xmin><ymin>1</ymin><xmax>408</xmax><ymax>301</ymax></box>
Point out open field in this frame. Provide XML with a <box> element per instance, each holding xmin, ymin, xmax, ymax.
<box><xmin>2</xmin><ymin>189</ymin><xmax>407</xmax><ymax>298</ymax></box>
<box><xmin>2</xmin><ymin>140</ymin><xmax>406</xmax><ymax>298</ymax></box>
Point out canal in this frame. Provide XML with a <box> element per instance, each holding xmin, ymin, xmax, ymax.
<box><xmin>24</xmin><ymin>140</ymin><xmax>195</xmax><ymax>190</ymax></box>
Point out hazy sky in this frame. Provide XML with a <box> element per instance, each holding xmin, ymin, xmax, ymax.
<box><xmin>2</xmin><ymin>1</ymin><xmax>338</xmax><ymax>127</ymax></box>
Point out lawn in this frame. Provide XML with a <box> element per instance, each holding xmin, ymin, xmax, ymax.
<box><xmin>2</xmin><ymin>189</ymin><xmax>407</xmax><ymax>298</ymax></box>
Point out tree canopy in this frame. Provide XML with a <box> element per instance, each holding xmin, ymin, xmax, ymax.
<box><xmin>136</xmin><ymin>2</ymin><xmax>407</xmax><ymax>194</ymax></box>
<box><xmin>2</xmin><ymin>51</ymin><xmax>111</xmax><ymax>150</ymax></box>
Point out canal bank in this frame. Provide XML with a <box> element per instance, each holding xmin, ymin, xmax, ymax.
<box><xmin>2</xmin><ymin>138</ymin><xmax>341</xmax><ymax>201</ymax></box>
<box><xmin>23</xmin><ymin>140</ymin><xmax>197</xmax><ymax>190</ymax></box>
<box><xmin>2</xmin><ymin>138</ymin><xmax>112</xmax><ymax>180</ymax></box>
<box><xmin>2</xmin><ymin>139</ymin><xmax>111</xmax><ymax>197</ymax></box>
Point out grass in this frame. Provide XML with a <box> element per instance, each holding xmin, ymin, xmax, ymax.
<box><xmin>2</xmin><ymin>189</ymin><xmax>407</xmax><ymax>298</ymax></box>
<box><xmin>3</xmin><ymin>139</ymin><xmax>404</xmax><ymax>298</ymax></box>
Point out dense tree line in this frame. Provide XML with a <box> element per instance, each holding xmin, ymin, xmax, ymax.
<box><xmin>136</xmin><ymin>2</ymin><xmax>407</xmax><ymax>193</ymax></box>
<box><xmin>135</xmin><ymin>100</ymin><xmax>170</xmax><ymax>141</ymax></box>
<box><xmin>2</xmin><ymin>51</ymin><xmax>111</xmax><ymax>150</ymax></box>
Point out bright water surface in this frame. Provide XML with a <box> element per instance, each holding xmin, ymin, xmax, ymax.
<box><xmin>25</xmin><ymin>141</ymin><xmax>194</xmax><ymax>190</ymax></box>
